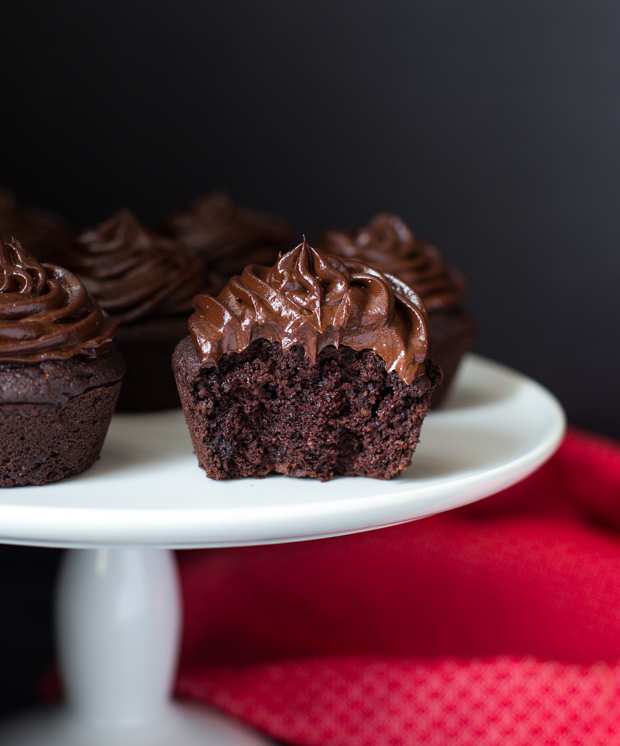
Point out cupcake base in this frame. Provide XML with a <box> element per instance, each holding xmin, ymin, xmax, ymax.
<box><xmin>0</xmin><ymin>349</ymin><xmax>124</xmax><ymax>488</ymax></box>
<box><xmin>173</xmin><ymin>337</ymin><xmax>440</xmax><ymax>482</ymax></box>
<box><xmin>427</xmin><ymin>309</ymin><xmax>476</xmax><ymax>408</ymax></box>
<box><xmin>114</xmin><ymin>316</ymin><xmax>188</xmax><ymax>412</ymax></box>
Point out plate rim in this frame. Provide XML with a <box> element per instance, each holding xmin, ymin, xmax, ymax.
<box><xmin>0</xmin><ymin>353</ymin><xmax>566</xmax><ymax>549</ymax></box>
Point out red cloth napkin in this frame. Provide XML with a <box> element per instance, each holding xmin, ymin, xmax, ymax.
<box><xmin>175</xmin><ymin>427</ymin><xmax>620</xmax><ymax>746</ymax></box>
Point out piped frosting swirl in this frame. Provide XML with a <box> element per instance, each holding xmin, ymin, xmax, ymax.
<box><xmin>321</xmin><ymin>213</ymin><xmax>467</xmax><ymax>312</ymax></box>
<box><xmin>189</xmin><ymin>239</ymin><xmax>428</xmax><ymax>384</ymax></box>
<box><xmin>61</xmin><ymin>210</ymin><xmax>208</xmax><ymax>324</ymax></box>
<box><xmin>0</xmin><ymin>238</ymin><xmax>117</xmax><ymax>363</ymax></box>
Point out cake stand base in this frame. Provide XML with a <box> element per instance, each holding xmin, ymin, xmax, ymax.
<box><xmin>0</xmin><ymin>357</ymin><xmax>566</xmax><ymax>745</ymax></box>
<box><xmin>0</xmin><ymin>703</ymin><xmax>271</xmax><ymax>746</ymax></box>
<box><xmin>0</xmin><ymin>548</ymin><xmax>273</xmax><ymax>746</ymax></box>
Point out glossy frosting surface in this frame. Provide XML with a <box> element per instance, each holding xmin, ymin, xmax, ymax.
<box><xmin>189</xmin><ymin>239</ymin><xmax>428</xmax><ymax>384</ymax></box>
<box><xmin>321</xmin><ymin>213</ymin><xmax>467</xmax><ymax>312</ymax></box>
<box><xmin>62</xmin><ymin>210</ymin><xmax>206</xmax><ymax>324</ymax></box>
<box><xmin>0</xmin><ymin>239</ymin><xmax>117</xmax><ymax>363</ymax></box>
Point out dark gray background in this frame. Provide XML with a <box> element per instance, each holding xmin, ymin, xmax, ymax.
<box><xmin>4</xmin><ymin>0</ymin><xmax>620</xmax><ymax>436</ymax></box>
<box><xmin>1</xmin><ymin>0</ymin><xmax>619</xmax><ymax>720</ymax></box>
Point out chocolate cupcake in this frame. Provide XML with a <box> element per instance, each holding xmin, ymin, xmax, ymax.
<box><xmin>321</xmin><ymin>213</ymin><xmax>475</xmax><ymax>407</ymax></box>
<box><xmin>173</xmin><ymin>239</ymin><xmax>440</xmax><ymax>481</ymax></box>
<box><xmin>56</xmin><ymin>210</ymin><xmax>209</xmax><ymax>412</ymax></box>
<box><xmin>0</xmin><ymin>238</ymin><xmax>124</xmax><ymax>487</ymax></box>
<box><xmin>0</xmin><ymin>187</ymin><xmax>74</xmax><ymax>263</ymax></box>
<box><xmin>161</xmin><ymin>192</ymin><xmax>296</xmax><ymax>293</ymax></box>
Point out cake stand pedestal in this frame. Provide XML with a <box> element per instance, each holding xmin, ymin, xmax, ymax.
<box><xmin>0</xmin><ymin>355</ymin><xmax>565</xmax><ymax>746</ymax></box>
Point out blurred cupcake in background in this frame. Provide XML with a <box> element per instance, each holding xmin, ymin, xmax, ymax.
<box><xmin>160</xmin><ymin>192</ymin><xmax>296</xmax><ymax>292</ymax></box>
<box><xmin>321</xmin><ymin>213</ymin><xmax>475</xmax><ymax>407</ymax></box>
<box><xmin>57</xmin><ymin>209</ymin><xmax>211</xmax><ymax>411</ymax></box>
<box><xmin>0</xmin><ymin>186</ymin><xmax>74</xmax><ymax>263</ymax></box>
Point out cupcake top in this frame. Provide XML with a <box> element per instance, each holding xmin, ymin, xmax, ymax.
<box><xmin>0</xmin><ymin>238</ymin><xmax>117</xmax><ymax>363</ymax></box>
<box><xmin>59</xmin><ymin>210</ymin><xmax>208</xmax><ymax>324</ymax></box>
<box><xmin>320</xmin><ymin>213</ymin><xmax>467</xmax><ymax>313</ymax></box>
<box><xmin>161</xmin><ymin>192</ymin><xmax>295</xmax><ymax>290</ymax></box>
<box><xmin>0</xmin><ymin>187</ymin><xmax>74</xmax><ymax>263</ymax></box>
<box><xmin>189</xmin><ymin>238</ymin><xmax>429</xmax><ymax>385</ymax></box>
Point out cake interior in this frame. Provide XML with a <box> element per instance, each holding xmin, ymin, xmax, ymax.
<box><xmin>174</xmin><ymin>337</ymin><xmax>440</xmax><ymax>481</ymax></box>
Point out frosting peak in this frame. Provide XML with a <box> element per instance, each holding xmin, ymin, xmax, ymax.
<box><xmin>0</xmin><ymin>239</ymin><xmax>47</xmax><ymax>295</ymax></box>
<box><xmin>61</xmin><ymin>210</ymin><xmax>208</xmax><ymax>324</ymax></box>
<box><xmin>189</xmin><ymin>239</ymin><xmax>429</xmax><ymax>384</ymax></box>
<box><xmin>0</xmin><ymin>238</ymin><xmax>117</xmax><ymax>363</ymax></box>
<box><xmin>321</xmin><ymin>213</ymin><xmax>467</xmax><ymax>312</ymax></box>
<box><xmin>268</xmin><ymin>239</ymin><xmax>350</xmax><ymax>320</ymax></box>
<box><xmin>80</xmin><ymin>208</ymin><xmax>151</xmax><ymax>253</ymax></box>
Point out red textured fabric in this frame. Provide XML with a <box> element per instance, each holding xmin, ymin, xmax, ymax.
<box><xmin>175</xmin><ymin>428</ymin><xmax>620</xmax><ymax>745</ymax></box>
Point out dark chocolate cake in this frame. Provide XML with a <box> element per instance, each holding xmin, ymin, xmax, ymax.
<box><xmin>321</xmin><ymin>213</ymin><xmax>475</xmax><ymax>407</ymax></box>
<box><xmin>173</xmin><ymin>239</ymin><xmax>440</xmax><ymax>481</ymax></box>
<box><xmin>0</xmin><ymin>238</ymin><xmax>124</xmax><ymax>487</ymax></box>
<box><xmin>57</xmin><ymin>210</ymin><xmax>210</xmax><ymax>411</ymax></box>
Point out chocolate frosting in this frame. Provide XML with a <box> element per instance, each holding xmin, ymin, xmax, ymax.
<box><xmin>62</xmin><ymin>210</ymin><xmax>208</xmax><ymax>324</ymax></box>
<box><xmin>189</xmin><ymin>239</ymin><xmax>429</xmax><ymax>385</ymax></box>
<box><xmin>0</xmin><ymin>238</ymin><xmax>117</xmax><ymax>363</ymax></box>
<box><xmin>0</xmin><ymin>186</ymin><xmax>74</xmax><ymax>262</ymax></box>
<box><xmin>320</xmin><ymin>213</ymin><xmax>467</xmax><ymax>313</ymax></box>
<box><xmin>161</xmin><ymin>192</ymin><xmax>296</xmax><ymax>291</ymax></box>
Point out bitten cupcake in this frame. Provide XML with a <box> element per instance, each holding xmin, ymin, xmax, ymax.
<box><xmin>0</xmin><ymin>238</ymin><xmax>124</xmax><ymax>487</ymax></box>
<box><xmin>57</xmin><ymin>210</ymin><xmax>209</xmax><ymax>411</ymax></box>
<box><xmin>173</xmin><ymin>239</ymin><xmax>440</xmax><ymax>481</ymax></box>
<box><xmin>320</xmin><ymin>213</ymin><xmax>475</xmax><ymax>407</ymax></box>
<box><xmin>160</xmin><ymin>192</ymin><xmax>296</xmax><ymax>294</ymax></box>
<box><xmin>0</xmin><ymin>186</ymin><xmax>74</xmax><ymax>263</ymax></box>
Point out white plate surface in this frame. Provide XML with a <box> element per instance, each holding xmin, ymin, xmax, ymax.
<box><xmin>0</xmin><ymin>354</ymin><xmax>565</xmax><ymax>549</ymax></box>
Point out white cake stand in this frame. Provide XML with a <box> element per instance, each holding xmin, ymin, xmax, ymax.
<box><xmin>0</xmin><ymin>354</ymin><xmax>565</xmax><ymax>746</ymax></box>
